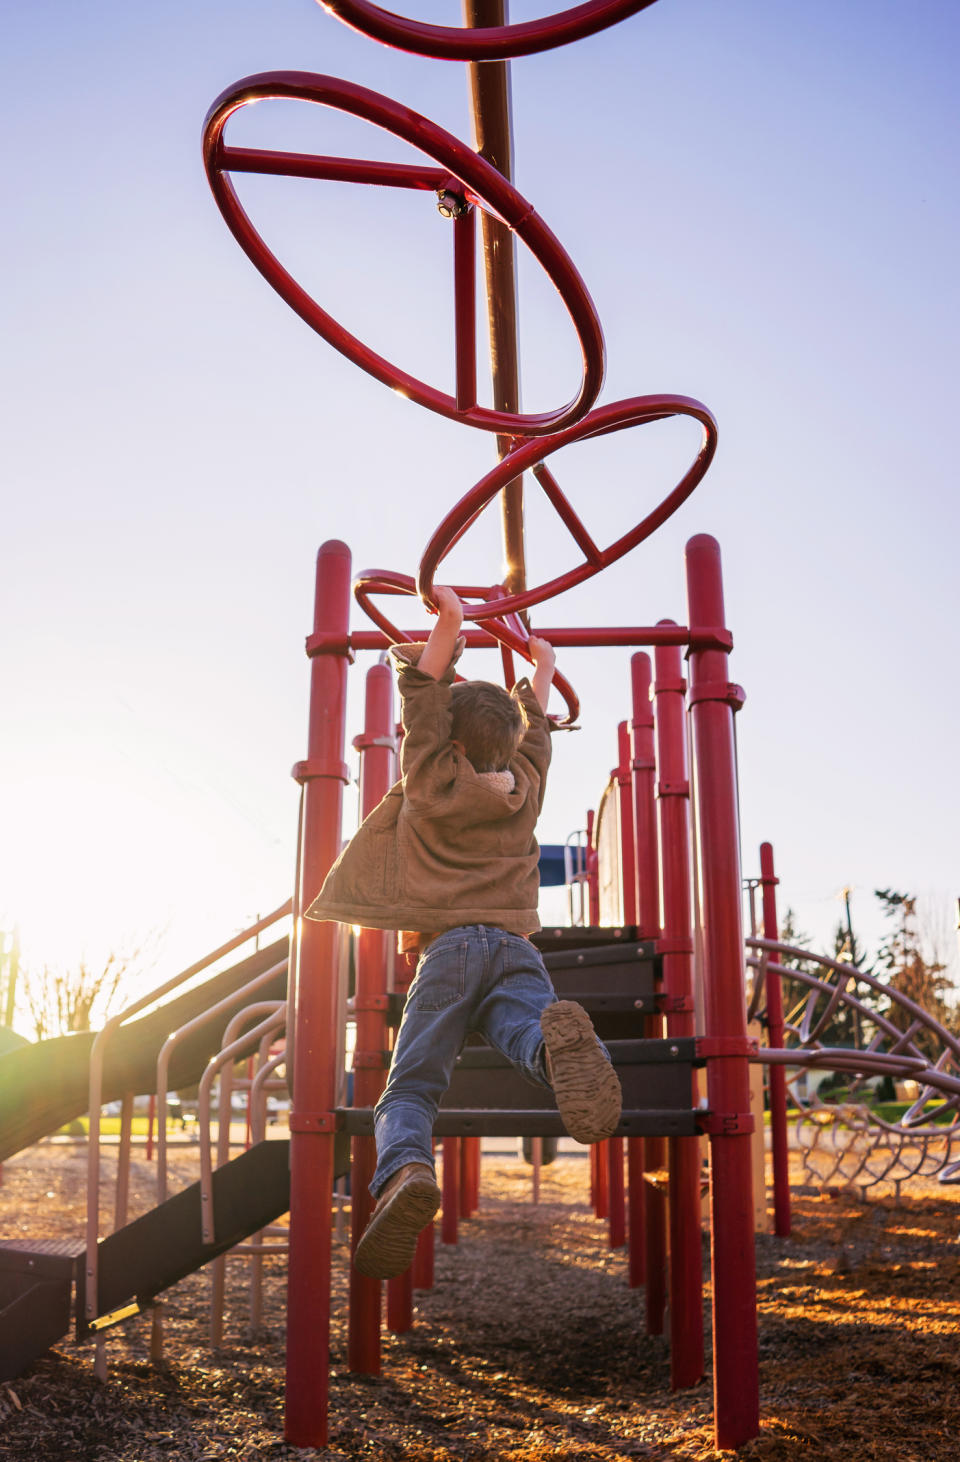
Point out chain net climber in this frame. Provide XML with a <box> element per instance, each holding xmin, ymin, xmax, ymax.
<box><xmin>747</xmin><ymin>938</ymin><xmax>960</xmax><ymax>1197</ymax></box>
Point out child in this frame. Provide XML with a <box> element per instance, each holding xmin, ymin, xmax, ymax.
<box><xmin>307</xmin><ymin>586</ymin><xmax>621</xmax><ymax>1279</ymax></box>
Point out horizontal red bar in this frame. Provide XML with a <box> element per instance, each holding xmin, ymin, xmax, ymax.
<box><xmin>307</xmin><ymin>624</ymin><xmax>696</xmax><ymax>655</ymax></box>
<box><xmin>221</xmin><ymin>145</ymin><xmax>449</xmax><ymax>191</ymax></box>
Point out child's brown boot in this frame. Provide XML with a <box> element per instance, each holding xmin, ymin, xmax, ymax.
<box><xmin>354</xmin><ymin>1162</ymin><xmax>441</xmax><ymax>1280</ymax></box>
<box><xmin>541</xmin><ymin>1000</ymin><xmax>622</xmax><ymax>1144</ymax></box>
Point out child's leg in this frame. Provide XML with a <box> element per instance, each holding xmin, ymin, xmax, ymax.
<box><xmin>469</xmin><ymin>932</ymin><xmax>558</xmax><ymax>1086</ymax></box>
<box><xmin>371</xmin><ymin>929</ymin><xmax>478</xmax><ymax>1196</ymax></box>
<box><xmin>473</xmin><ymin>933</ymin><xmax>621</xmax><ymax>1144</ymax></box>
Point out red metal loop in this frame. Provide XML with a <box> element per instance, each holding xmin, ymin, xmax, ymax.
<box><xmin>352</xmin><ymin>570</ymin><xmax>580</xmax><ymax>728</ymax></box>
<box><xmin>418</xmin><ymin>394</ymin><xmax>718</xmax><ymax>620</ymax></box>
<box><xmin>319</xmin><ymin>1</ymin><xmax>659</xmax><ymax>62</ymax></box>
<box><xmin>203</xmin><ymin>71</ymin><xmax>605</xmax><ymax>437</ymax></box>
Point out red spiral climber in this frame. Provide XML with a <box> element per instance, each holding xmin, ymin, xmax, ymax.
<box><xmin>201</xmin><ymin>4</ymin><xmax>760</xmax><ymax>1455</ymax></box>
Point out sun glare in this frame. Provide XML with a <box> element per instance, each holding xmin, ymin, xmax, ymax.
<box><xmin>0</xmin><ymin>768</ymin><xmax>273</xmax><ymax>1022</ymax></box>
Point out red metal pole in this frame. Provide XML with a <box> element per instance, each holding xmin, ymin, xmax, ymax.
<box><xmin>285</xmin><ymin>541</ymin><xmax>352</xmax><ymax>1448</ymax></box>
<box><xmin>626</xmin><ymin>1138</ymin><xmax>645</xmax><ymax>1286</ymax></box>
<box><xmin>603</xmin><ymin>721</ymin><xmax>634</xmax><ymax>1248</ymax></box>
<box><xmin>387</xmin><ymin>1269</ymin><xmax>413</xmax><ymax>1333</ymax></box>
<box><xmin>615</xmin><ymin>720</ymin><xmax>638</xmax><ymax>928</ymax></box>
<box><xmin>348</xmin><ymin>662</ymin><xmax>396</xmax><ymax>1373</ymax></box>
<box><xmin>413</xmin><ymin>1209</ymin><xmax>435</xmax><ymax>1290</ymax></box>
<box><xmin>760</xmin><ymin>842</ymin><xmax>791</xmax><ymax>1237</ymax></box>
<box><xmin>684</xmin><ymin>535</ymin><xmax>759</xmax><ymax>1451</ymax></box>
<box><xmin>627</xmin><ymin>657</ymin><xmax>653</xmax><ymax>1290</ymax></box>
<box><xmin>654</xmin><ymin>632</ymin><xmax>704</xmax><ymax>1389</ymax></box>
<box><xmin>467</xmin><ymin>1134</ymin><xmax>481</xmax><ymax>1213</ymax></box>
<box><xmin>459</xmin><ymin>1137</ymin><xmax>473</xmax><ymax>1218</ymax></box>
<box><xmin>631</xmin><ymin>654</ymin><xmax>666</xmax><ymax>1333</ymax></box>
<box><xmin>631</xmin><ymin>654</ymin><xmax>658</xmax><ymax>936</ymax></box>
<box><xmin>585</xmin><ymin>809</ymin><xmax>600</xmax><ymax>926</ymax></box>
<box><xmin>594</xmin><ymin>1137</ymin><xmax>609</xmax><ymax>1220</ymax></box>
<box><xmin>453</xmin><ymin>205</ymin><xmax>477</xmax><ymax>413</ymax></box>
<box><xmin>607</xmin><ymin>1137</ymin><xmax>625</xmax><ymax>1248</ymax></box>
<box><xmin>441</xmin><ymin>1137</ymin><xmax>460</xmax><ymax>1244</ymax></box>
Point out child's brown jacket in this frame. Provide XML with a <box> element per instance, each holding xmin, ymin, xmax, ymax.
<box><xmin>305</xmin><ymin>642</ymin><xmax>552</xmax><ymax>935</ymax></box>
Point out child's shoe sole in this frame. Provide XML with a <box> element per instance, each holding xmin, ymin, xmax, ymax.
<box><xmin>354</xmin><ymin>1170</ymin><xmax>441</xmax><ymax>1280</ymax></box>
<box><xmin>541</xmin><ymin>1000</ymin><xmax>622</xmax><ymax>1145</ymax></box>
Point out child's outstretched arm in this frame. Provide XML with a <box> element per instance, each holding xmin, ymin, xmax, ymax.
<box><xmin>417</xmin><ymin>586</ymin><xmax>464</xmax><ymax>680</ymax></box>
<box><xmin>528</xmin><ymin>636</ymin><xmax>556</xmax><ymax>714</ymax></box>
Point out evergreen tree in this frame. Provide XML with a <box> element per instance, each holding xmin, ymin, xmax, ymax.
<box><xmin>874</xmin><ymin>889</ymin><xmax>953</xmax><ymax>1059</ymax></box>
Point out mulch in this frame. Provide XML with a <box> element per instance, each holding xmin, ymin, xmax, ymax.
<box><xmin>0</xmin><ymin>1142</ymin><xmax>957</xmax><ymax>1461</ymax></box>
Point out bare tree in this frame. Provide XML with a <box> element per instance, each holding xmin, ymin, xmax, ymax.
<box><xmin>20</xmin><ymin>944</ymin><xmax>150</xmax><ymax>1041</ymax></box>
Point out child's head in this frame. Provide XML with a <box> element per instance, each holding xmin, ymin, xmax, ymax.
<box><xmin>450</xmin><ymin>681</ymin><xmax>527</xmax><ymax>772</ymax></box>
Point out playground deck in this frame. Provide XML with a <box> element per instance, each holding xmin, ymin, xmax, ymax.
<box><xmin>0</xmin><ymin>1141</ymin><xmax>956</xmax><ymax>1462</ymax></box>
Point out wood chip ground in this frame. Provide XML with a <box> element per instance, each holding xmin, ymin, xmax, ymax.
<box><xmin>0</xmin><ymin>1142</ymin><xmax>956</xmax><ymax>1460</ymax></box>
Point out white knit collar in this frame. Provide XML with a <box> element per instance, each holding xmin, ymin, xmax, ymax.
<box><xmin>476</xmin><ymin>768</ymin><xmax>516</xmax><ymax>796</ymax></box>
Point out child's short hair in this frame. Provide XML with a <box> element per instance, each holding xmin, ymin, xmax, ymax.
<box><xmin>450</xmin><ymin>681</ymin><xmax>527</xmax><ymax>772</ymax></box>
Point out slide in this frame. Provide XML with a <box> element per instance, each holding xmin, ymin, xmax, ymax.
<box><xmin>0</xmin><ymin>938</ymin><xmax>288</xmax><ymax>1163</ymax></box>
<box><xmin>0</xmin><ymin>1132</ymin><xmax>349</xmax><ymax>1381</ymax></box>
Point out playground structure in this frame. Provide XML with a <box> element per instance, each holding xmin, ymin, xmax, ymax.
<box><xmin>1</xmin><ymin>2</ymin><xmax>959</xmax><ymax>1458</ymax></box>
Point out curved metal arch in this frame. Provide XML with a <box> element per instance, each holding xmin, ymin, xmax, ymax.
<box><xmin>319</xmin><ymin>0</ymin><xmax>659</xmax><ymax>62</ymax></box>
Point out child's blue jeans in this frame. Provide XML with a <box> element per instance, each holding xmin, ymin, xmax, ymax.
<box><xmin>371</xmin><ymin>924</ymin><xmax>556</xmax><ymax>1196</ymax></box>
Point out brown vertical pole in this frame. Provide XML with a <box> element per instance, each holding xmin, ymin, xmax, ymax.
<box><xmin>685</xmin><ymin>535</ymin><xmax>759</xmax><ymax>1451</ymax></box>
<box><xmin>463</xmin><ymin>0</ymin><xmax>527</xmax><ymax>600</ymax></box>
<box><xmin>285</xmin><ymin>541</ymin><xmax>352</xmax><ymax>1448</ymax></box>
<box><xmin>654</xmin><ymin>629</ymin><xmax>704</xmax><ymax>1389</ymax></box>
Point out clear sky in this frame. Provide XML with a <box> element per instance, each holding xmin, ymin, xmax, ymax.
<box><xmin>2</xmin><ymin>1</ymin><xmax>958</xmax><ymax>1014</ymax></box>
